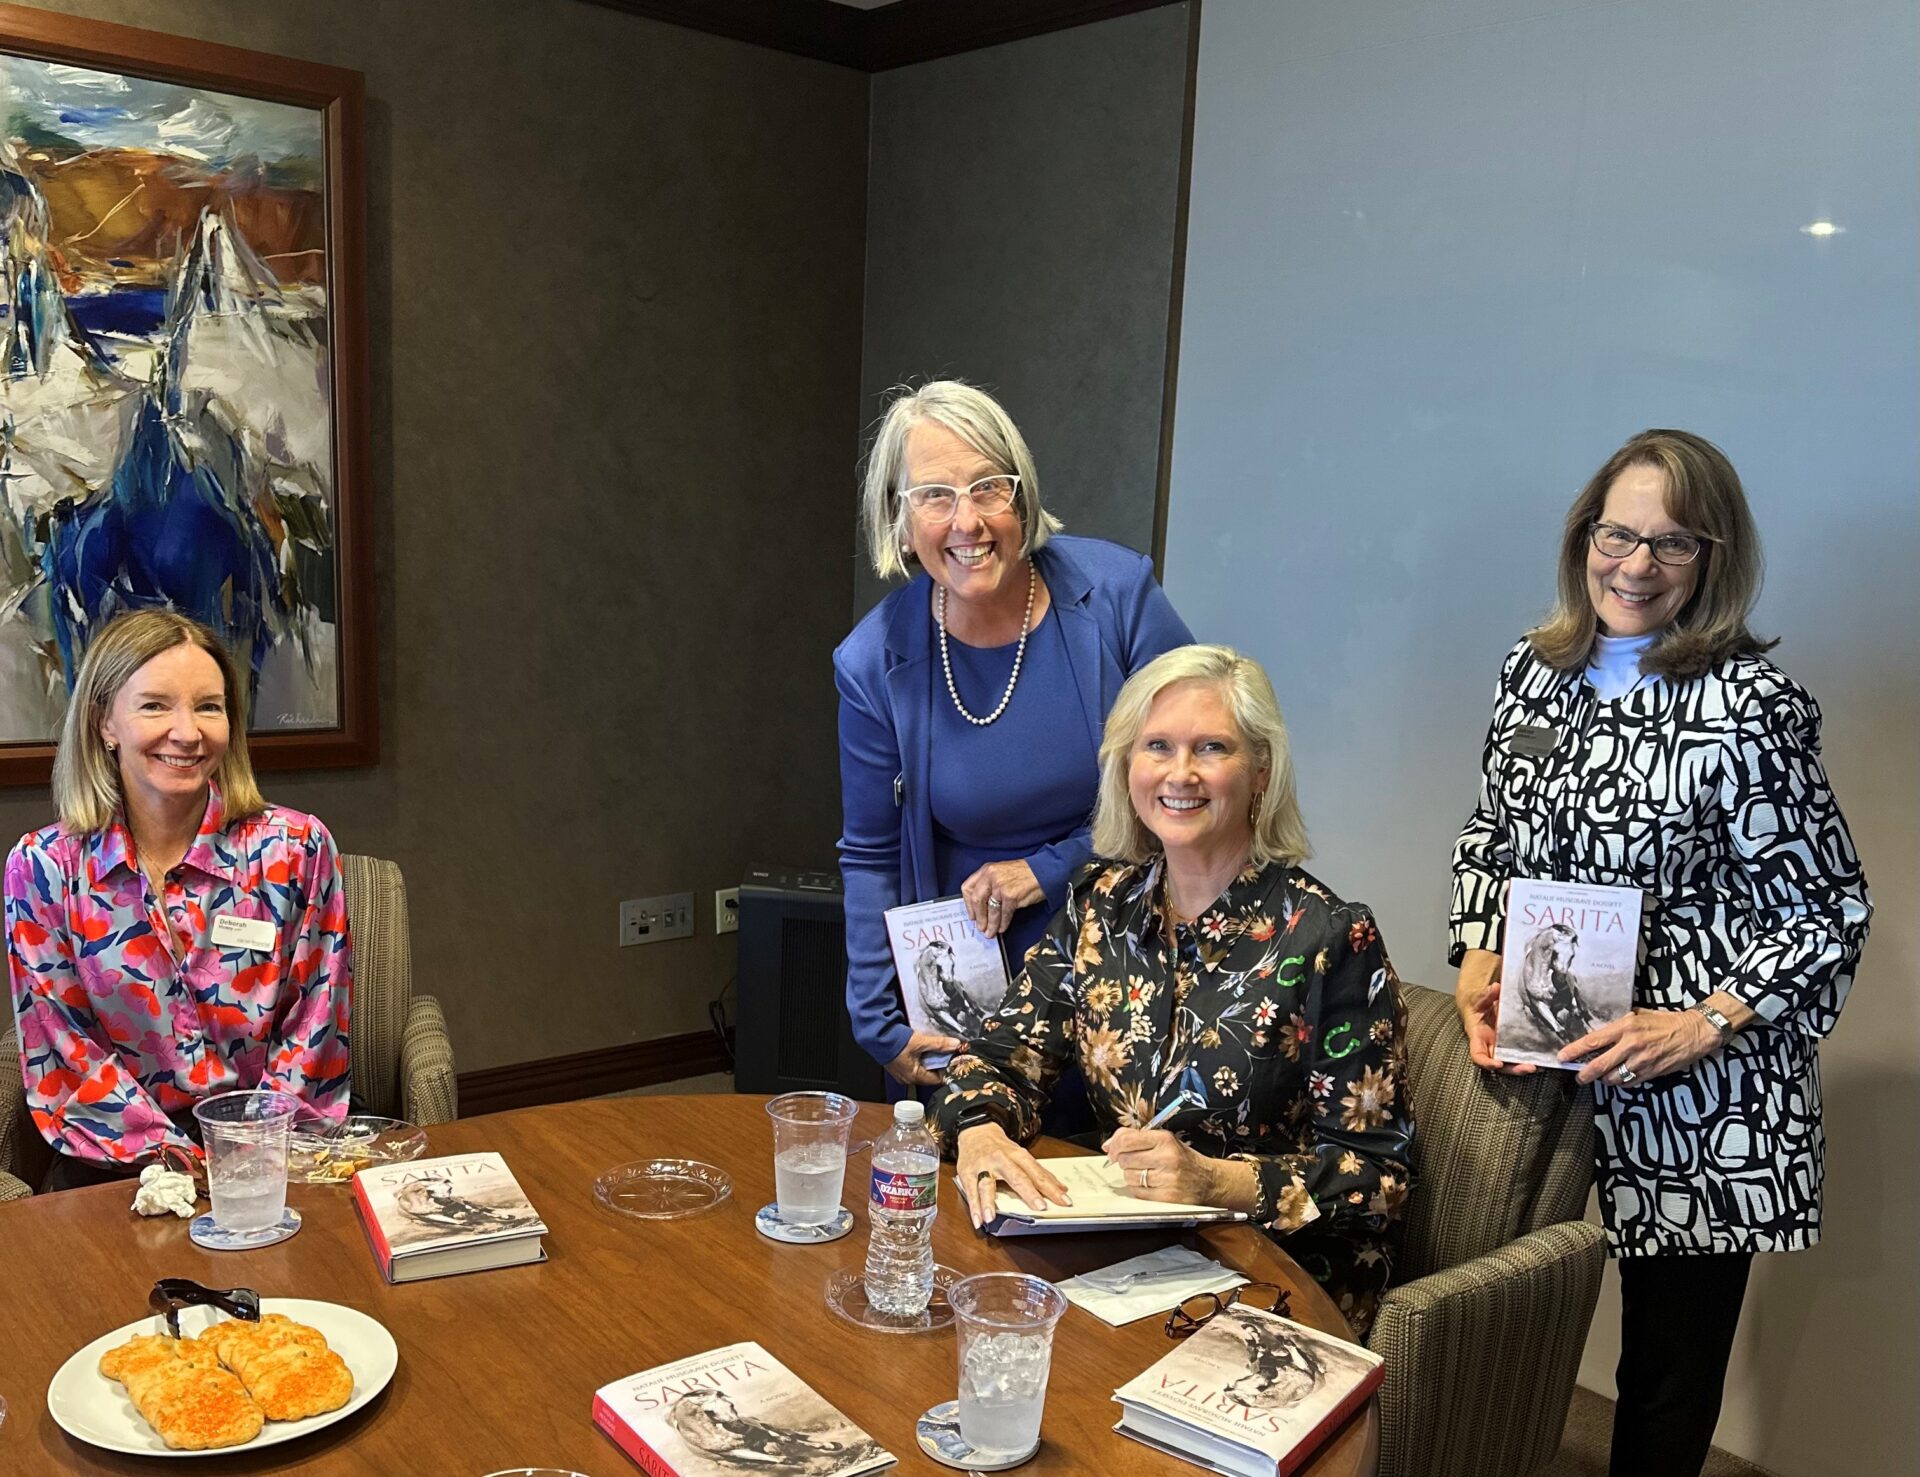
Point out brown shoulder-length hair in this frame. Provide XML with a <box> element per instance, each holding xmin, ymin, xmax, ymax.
<box><xmin>1528</xmin><ymin>428</ymin><xmax>1776</xmax><ymax>680</ymax></box>
<box><xmin>52</xmin><ymin>610</ymin><xmax>266</xmax><ymax>834</ymax></box>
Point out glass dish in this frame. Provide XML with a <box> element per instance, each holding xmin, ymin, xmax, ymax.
<box><xmin>287</xmin><ymin>1115</ymin><xmax>428</xmax><ymax>1185</ymax></box>
<box><xmin>594</xmin><ymin>1158</ymin><xmax>733</xmax><ymax>1220</ymax></box>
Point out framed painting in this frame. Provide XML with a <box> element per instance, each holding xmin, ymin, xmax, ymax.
<box><xmin>0</xmin><ymin>4</ymin><xmax>373</xmax><ymax>785</ymax></box>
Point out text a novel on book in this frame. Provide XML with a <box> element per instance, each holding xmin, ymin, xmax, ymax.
<box><xmin>883</xmin><ymin>896</ymin><xmax>1011</xmax><ymax>1040</ymax></box>
<box><xmin>352</xmin><ymin>1150</ymin><xmax>548</xmax><ymax>1282</ymax></box>
<box><xmin>1114</xmin><ymin>1305</ymin><xmax>1383</xmax><ymax>1477</ymax></box>
<box><xmin>1495</xmin><ymin>878</ymin><xmax>1644</xmax><ymax>1069</ymax></box>
<box><xmin>593</xmin><ymin>1340</ymin><xmax>895</xmax><ymax>1477</ymax></box>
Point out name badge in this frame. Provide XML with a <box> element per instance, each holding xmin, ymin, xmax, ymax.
<box><xmin>210</xmin><ymin>913</ymin><xmax>277</xmax><ymax>951</ymax></box>
<box><xmin>1511</xmin><ymin>723</ymin><xmax>1559</xmax><ymax>757</ymax></box>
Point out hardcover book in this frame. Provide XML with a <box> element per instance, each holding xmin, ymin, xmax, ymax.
<box><xmin>352</xmin><ymin>1151</ymin><xmax>548</xmax><ymax>1283</ymax></box>
<box><xmin>883</xmin><ymin>895</ymin><xmax>1011</xmax><ymax>1043</ymax></box>
<box><xmin>1113</xmin><ymin>1304</ymin><xmax>1383</xmax><ymax>1477</ymax></box>
<box><xmin>1496</xmin><ymin>878</ymin><xmax>1643</xmax><ymax>1069</ymax></box>
<box><xmin>593</xmin><ymin>1340</ymin><xmax>895</xmax><ymax>1477</ymax></box>
<box><xmin>968</xmin><ymin>1154</ymin><xmax>1249</xmax><ymax>1237</ymax></box>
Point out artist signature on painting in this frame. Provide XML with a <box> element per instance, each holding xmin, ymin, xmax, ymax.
<box><xmin>275</xmin><ymin>712</ymin><xmax>329</xmax><ymax>727</ymax></box>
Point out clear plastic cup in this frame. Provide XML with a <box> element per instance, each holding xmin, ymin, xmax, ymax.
<box><xmin>950</xmin><ymin>1273</ymin><xmax>1069</xmax><ymax>1457</ymax></box>
<box><xmin>765</xmin><ymin>1092</ymin><xmax>861</xmax><ymax>1225</ymax></box>
<box><xmin>193</xmin><ymin>1090</ymin><xmax>300</xmax><ymax>1236</ymax></box>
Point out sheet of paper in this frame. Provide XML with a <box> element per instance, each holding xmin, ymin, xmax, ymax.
<box><xmin>1056</xmin><ymin>1246</ymin><xmax>1247</xmax><ymax>1327</ymax></box>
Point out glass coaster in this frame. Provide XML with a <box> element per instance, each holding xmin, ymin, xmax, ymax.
<box><xmin>824</xmin><ymin>1265</ymin><xmax>959</xmax><ymax>1334</ymax></box>
<box><xmin>594</xmin><ymin>1158</ymin><xmax>732</xmax><ymax>1220</ymax></box>
<box><xmin>288</xmin><ymin>1114</ymin><xmax>428</xmax><ymax>1184</ymax></box>
<box><xmin>757</xmin><ymin>1203</ymin><xmax>854</xmax><ymax>1243</ymax></box>
<box><xmin>916</xmin><ymin>1401</ymin><xmax>1040</xmax><ymax>1470</ymax></box>
<box><xmin>188</xmin><ymin>1207</ymin><xmax>301</xmax><ymax>1251</ymax></box>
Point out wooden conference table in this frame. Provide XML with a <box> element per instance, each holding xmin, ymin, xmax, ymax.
<box><xmin>0</xmin><ymin>1095</ymin><xmax>1378</xmax><ymax>1476</ymax></box>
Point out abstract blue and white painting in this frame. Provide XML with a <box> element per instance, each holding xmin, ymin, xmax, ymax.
<box><xmin>0</xmin><ymin>55</ymin><xmax>337</xmax><ymax>741</ymax></box>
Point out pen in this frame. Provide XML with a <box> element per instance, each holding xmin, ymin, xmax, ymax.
<box><xmin>1143</xmin><ymin>1099</ymin><xmax>1183</xmax><ymax>1131</ymax></box>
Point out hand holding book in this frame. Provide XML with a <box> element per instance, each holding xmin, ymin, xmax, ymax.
<box><xmin>1557</xmin><ymin>991</ymin><xmax>1754</xmax><ymax>1086</ymax></box>
<box><xmin>955</xmin><ymin>1120</ymin><xmax>1072</xmax><ymax>1229</ymax></box>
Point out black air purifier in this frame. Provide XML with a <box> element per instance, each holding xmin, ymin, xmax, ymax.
<box><xmin>732</xmin><ymin>865</ymin><xmax>884</xmax><ymax>1101</ymax></box>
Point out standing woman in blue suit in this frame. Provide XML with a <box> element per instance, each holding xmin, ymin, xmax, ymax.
<box><xmin>836</xmin><ymin>381</ymin><xmax>1192</xmax><ymax>1087</ymax></box>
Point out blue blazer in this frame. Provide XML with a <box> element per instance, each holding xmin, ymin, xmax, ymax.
<box><xmin>834</xmin><ymin>535</ymin><xmax>1192</xmax><ymax>1066</ymax></box>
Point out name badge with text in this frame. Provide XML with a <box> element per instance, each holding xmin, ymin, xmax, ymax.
<box><xmin>1511</xmin><ymin>723</ymin><xmax>1559</xmax><ymax>757</ymax></box>
<box><xmin>210</xmin><ymin>913</ymin><xmax>278</xmax><ymax>952</ymax></box>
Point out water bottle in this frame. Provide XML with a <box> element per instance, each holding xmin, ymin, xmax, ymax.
<box><xmin>864</xmin><ymin>1100</ymin><xmax>939</xmax><ymax>1315</ymax></box>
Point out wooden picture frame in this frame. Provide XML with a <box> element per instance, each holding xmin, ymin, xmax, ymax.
<box><xmin>0</xmin><ymin>4</ymin><xmax>374</xmax><ymax>785</ymax></box>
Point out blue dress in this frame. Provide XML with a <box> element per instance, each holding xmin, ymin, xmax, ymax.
<box><xmin>929</xmin><ymin>611</ymin><xmax>1096</xmax><ymax>974</ymax></box>
<box><xmin>835</xmin><ymin>535</ymin><xmax>1193</xmax><ymax>1069</ymax></box>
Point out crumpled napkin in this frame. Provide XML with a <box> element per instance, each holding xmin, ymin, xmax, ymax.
<box><xmin>133</xmin><ymin>1162</ymin><xmax>199</xmax><ymax>1219</ymax></box>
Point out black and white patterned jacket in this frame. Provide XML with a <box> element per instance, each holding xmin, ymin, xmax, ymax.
<box><xmin>1450</xmin><ymin>639</ymin><xmax>1871</xmax><ymax>1255</ymax></box>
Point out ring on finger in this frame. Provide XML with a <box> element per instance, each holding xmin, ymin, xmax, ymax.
<box><xmin>1614</xmin><ymin>1065</ymin><xmax>1637</xmax><ymax>1085</ymax></box>
<box><xmin>1137</xmin><ymin>1168</ymin><xmax>1152</xmax><ymax>1189</ymax></box>
<box><xmin>988</xmin><ymin>897</ymin><xmax>1002</xmax><ymax>911</ymax></box>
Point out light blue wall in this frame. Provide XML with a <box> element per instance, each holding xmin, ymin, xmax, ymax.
<box><xmin>1165</xmin><ymin>2</ymin><xmax>1917</xmax><ymax>1471</ymax></box>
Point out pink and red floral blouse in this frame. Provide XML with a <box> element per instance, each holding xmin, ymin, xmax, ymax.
<box><xmin>5</xmin><ymin>784</ymin><xmax>351</xmax><ymax>1166</ymax></box>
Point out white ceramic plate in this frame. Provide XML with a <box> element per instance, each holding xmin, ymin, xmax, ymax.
<box><xmin>47</xmin><ymin>1297</ymin><xmax>397</xmax><ymax>1457</ymax></box>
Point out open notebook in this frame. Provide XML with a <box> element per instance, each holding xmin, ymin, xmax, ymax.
<box><xmin>969</xmin><ymin>1155</ymin><xmax>1248</xmax><ymax>1236</ymax></box>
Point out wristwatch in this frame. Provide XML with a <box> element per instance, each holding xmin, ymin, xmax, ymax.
<box><xmin>1691</xmin><ymin>1002</ymin><xmax>1736</xmax><ymax>1046</ymax></box>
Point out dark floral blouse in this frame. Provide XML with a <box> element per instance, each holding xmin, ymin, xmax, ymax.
<box><xmin>930</xmin><ymin>855</ymin><xmax>1413</xmax><ymax>1336</ymax></box>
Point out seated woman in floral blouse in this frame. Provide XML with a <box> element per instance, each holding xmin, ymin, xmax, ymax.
<box><xmin>933</xmin><ymin>644</ymin><xmax>1412</xmax><ymax>1335</ymax></box>
<box><xmin>6</xmin><ymin>611</ymin><xmax>351</xmax><ymax>1191</ymax></box>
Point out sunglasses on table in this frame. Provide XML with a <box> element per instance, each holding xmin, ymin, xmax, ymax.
<box><xmin>1164</xmin><ymin>1282</ymin><xmax>1292</xmax><ymax>1338</ymax></box>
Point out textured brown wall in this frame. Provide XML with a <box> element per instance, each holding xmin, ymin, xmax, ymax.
<box><xmin>854</xmin><ymin>5</ymin><xmax>1193</xmax><ymax>618</ymax></box>
<box><xmin>0</xmin><ymin>0</ymin><xmax>869</xmax><ymax>1070</ymax></box>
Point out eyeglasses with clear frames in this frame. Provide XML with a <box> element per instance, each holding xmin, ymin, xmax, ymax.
<box><xmin>1588</xmin><ymin>520</ymin><xmax>1710</xmax><ymax>566</ymax></box>
<box><xmin>901</xmin><ymin>474</ymin><xmax>1021</xmax><ymax>524</ymax></box>
<box><xmin>1165</xmin><ymin>1282</ymin><xmax>1292</xmax><ymax>1339</ymax></box>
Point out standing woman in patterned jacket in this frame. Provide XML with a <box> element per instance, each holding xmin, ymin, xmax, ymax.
<box><xmin>1450</xmin><ymin>430</ymin><xmax>1871</xmax><ymax>1477</ymax></box>
<box><xmin>6</xmin><ymin>610</ymin><xmax>352</xmax><ymax>1191</ymax></box>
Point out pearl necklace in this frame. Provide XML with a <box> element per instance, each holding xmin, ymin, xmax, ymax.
<box><xmin>937</xmin><ymin>562</ymin><xmax>1036</xmax><ymax>727</ymax></box>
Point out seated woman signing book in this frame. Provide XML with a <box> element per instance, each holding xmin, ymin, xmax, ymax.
<box><xmin>929</xmin><ymin>645</ymin><xmax>1413</xmax><ymax>1336</ymax></box>
<box><xmin>5</xmin><ymin>611</ymin><xmax>352</xmax><ymax>1191</ymax></box>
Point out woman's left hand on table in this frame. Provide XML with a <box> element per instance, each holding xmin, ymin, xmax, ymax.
<box><xmin>961</xmin><ymin>860</ymin><xmax>1044</xmax><ymax>938</ymax></box>
<box><xmin>1560</xmin><ymin>1007</ymin><xmax>1720</xmax><ymax>1086</ymax></box>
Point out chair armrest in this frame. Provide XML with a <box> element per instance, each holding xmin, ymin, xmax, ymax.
<box><xmin>400</xmin><ymin>994</ymin><xmax>459</xmax><ymax>1126</ymax></box>
<box><xmin>0</xmin><ymin>1030</ymin><xmax>42</xmax><ymax>1187</ymax></box>
<box><xmin>0</xmin><ymin>1168</ymin><xmax>33</xmax><ymax>1202</ymax></box>
<box><xmin>1368</xmin><ymin>1220</ymin><xmax>1608</xmax><ymax>1477</ymax></box>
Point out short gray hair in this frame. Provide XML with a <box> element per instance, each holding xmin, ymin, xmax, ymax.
<box><xmin>1091</xmin><ymin>645</ymin><xmax>1312</xmax><ymax>869</ymax></box>
<box><xmin>859</xmin><ymin>380</ymin><xmax>1063</xmax><ymax>580</ymax></box>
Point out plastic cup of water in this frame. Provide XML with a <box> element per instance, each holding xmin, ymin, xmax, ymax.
<box><xmin>765</xmin><ymin>1092</ymin><xmax>861</xmax><ymax>1225</ymax></box>
<box><xmin>950</xmin><ymin>1272</ymin><xmax>1069</xmax><ymax>1458</ymax></box>
<box><xmin>193</xmin><ymin>1090</ymin><xmax>300</xmax><ymax>1236</ymax></box>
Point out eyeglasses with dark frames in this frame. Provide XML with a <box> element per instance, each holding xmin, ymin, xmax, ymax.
<box><xmin>1588</xmin><ymin>520</ymin><xmax>1710</xmax><ymax>566</ymax></box>
<box><xmin>900</xmin><ymin>474</ymin><xmax>1020</xmax><ymax>524</ymax></box>
<box><xmin>1165</xmin><ymin>1282</ymin><xmax>1292</xmax><ymax>1339</ymax></box>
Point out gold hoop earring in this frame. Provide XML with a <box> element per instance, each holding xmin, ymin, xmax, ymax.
<box><xmin>1249</xmin><ymin>792</ymin><xmax>1265</xmax><ymax>826</ymax></box>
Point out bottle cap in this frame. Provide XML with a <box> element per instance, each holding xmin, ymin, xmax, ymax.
<box><xmin>894</xmin><ymin>1100</ymin><xmax>926</xmax><ymax>1124</ymax></box>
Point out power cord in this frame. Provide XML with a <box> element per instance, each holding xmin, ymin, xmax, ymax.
<box><xmin>708</xmin><ymin>975</ymin><xmax>736</xmax><ymax>1069</ymax></box>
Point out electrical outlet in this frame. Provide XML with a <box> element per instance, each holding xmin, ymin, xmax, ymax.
<box><xmin>619</xmin><ymin>891</ymin><xmax>695</xmax><ymax>947</ymax></box>
<box><xmin>714</xmin><ymin>887</ymin><xmax>739</xmax><ymax>935</ymax></box>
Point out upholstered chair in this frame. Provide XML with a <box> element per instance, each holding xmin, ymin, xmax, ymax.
<box><xmin>1368</xmin><ymin>985</ymin><xmax>1608</xmax><ymax>1477</ymax></box>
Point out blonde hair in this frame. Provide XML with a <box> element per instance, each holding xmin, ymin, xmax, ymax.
<box><xmin>1529</xmin><ymin>429</ymin><xmax>1775</xmax><ymax>680</ymax></box>
<box><xmin>1091</xmin><ymin>645</ymin><xmax>1311</xmax><ymax>868</ymax></box>
<box><xmin>52</xmin><ymin>611</ymin><xmax>266</xmax><ymax>833</ymax></box>
<box><xmin>859</xmin><ymin>380</ymin><xmax>1064</xmax><ymax>580</ymax></box>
